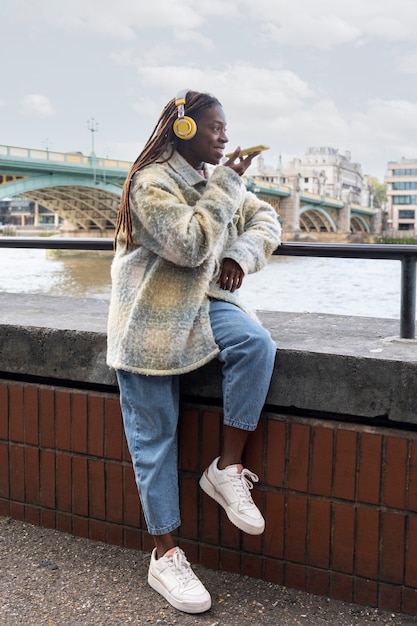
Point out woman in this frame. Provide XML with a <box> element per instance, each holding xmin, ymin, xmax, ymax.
<box><xmin>107</xmin><ymin>90</ymin><xmax>281</xmax><ymax>614</ymax></box>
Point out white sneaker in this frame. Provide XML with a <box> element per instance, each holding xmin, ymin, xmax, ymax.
<box><xmin>148</xmin><ymin>547</ymin><xmax>211</xmax><ymax>614</ymax></box>
<box><xmin>199</xmin><ymin>457</ymin><xmax>265</xmax><ymax>535</ymax></box>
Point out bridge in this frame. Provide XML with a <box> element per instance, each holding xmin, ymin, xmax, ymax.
<box><xmin>0</xmin><ymin>144</ymin><xmax>378</xmax><ymax>237</ymax></box>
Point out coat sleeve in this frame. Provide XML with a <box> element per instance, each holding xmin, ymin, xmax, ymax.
<box><xmin>128</xmin><ymin>165</ymin><xmax>246</xmax><ymax>268</ymax></box>
<box><xmin>221</xmin><ymin>191</ymin><xmax>282</xmax><ymax>275</ymax></box>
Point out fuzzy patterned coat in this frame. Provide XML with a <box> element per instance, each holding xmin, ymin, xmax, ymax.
<box><xmin>106</xmin><ymin>150</ymin><xmax>281</xmax><ymax>375</ymax></box>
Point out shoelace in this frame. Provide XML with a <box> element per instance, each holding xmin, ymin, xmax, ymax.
<box><xmin>169</xmin><ymin>548</ymin><xmax>197</xmax><ymax>586</ymax></box>
<box><xmin>230</xmin><ymin>468</ymin><xmax>259</xmax><ymax>509</ymax></box>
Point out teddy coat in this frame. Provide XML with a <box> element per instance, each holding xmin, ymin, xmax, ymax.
<box><xmin>106</xmin><ymin>150</ymin><xmax>281</xmax><ymax>376</ymax></box>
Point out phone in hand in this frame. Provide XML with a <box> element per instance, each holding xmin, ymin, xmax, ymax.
<box><xmin>225</xmin><ymin>144</ymin><xmax>270</xmax><ymax>159</ymax></box>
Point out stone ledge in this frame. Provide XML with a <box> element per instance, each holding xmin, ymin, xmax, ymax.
<box><xmin>0</xmin><ymin>293</ymin><xmax>416</xmax><ymax>424</ymax></box>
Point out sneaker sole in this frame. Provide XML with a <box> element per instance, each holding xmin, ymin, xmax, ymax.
<box><xmin>199</xmin><ymin>471</ymin><xmax>265</xmax><ymax>535</ymax></box>
<box><xmin>148</xmin><ymin>570</ymin><xmax>211</xmax><ymax>614</ymax></box>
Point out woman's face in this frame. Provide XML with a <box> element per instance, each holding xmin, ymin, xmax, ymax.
<box><xmin>177</xmin><ymin>104</ymin><xmax>229</xmax><ymax>169</ymax></box>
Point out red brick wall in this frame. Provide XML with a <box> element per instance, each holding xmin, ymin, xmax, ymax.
<box><xmin>1</xmin><ymin>379</ymin><xmax>417</xmax><ymax>615</ymax></box>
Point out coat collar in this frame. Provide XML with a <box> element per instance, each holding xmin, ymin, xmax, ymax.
<box><xmin>164</xmin><ymin>148</ymin><xmax>211</xmax><ymax>186</ymax></box>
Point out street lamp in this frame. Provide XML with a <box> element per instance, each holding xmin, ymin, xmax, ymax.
<box><xmin>87</xmin><ymin>118</ymin><xmax>99</xmax><ymax>156</ymax></box>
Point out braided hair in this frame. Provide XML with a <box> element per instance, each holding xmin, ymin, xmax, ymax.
<box><xmin>115</xmin><ymin>90</ymin><xmax>222</xmax><ymax>247</ymax></box>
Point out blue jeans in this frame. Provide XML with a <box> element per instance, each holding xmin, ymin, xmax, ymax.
<box><xmin>117</xmin><ymin>300</ymin><xmax>276</xmax><ymax>535</ymax></box>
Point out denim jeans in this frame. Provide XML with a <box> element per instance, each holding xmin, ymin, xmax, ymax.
<box><xmin>116</xmin><ymin>300</ymin><xmax>276</xmax><ymax>535</ymax></box>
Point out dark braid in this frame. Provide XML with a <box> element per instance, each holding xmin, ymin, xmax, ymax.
<box><xmin>115</xmin><ymin>90</ymin><xmax>221</xmax><ymax>248</ymax></box>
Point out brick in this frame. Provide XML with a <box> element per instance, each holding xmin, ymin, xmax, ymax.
<box><xmin>354</xmin><ymin>578</ymin><xmax>378</xmax><ymax>608</ymax></box>
<box><xmin>285</xmin><ymin>494</ymin><xmax>307</xmax><ymax>563</ymax></box>
<box><xmin>264</xmin><ymin>491</ymin><xmax>285</xmax><ymax>558</ymax></box>
<box><xmin>9</xmin><ymin>385</ymin><xmax>24</xmax><ymax>442</ymax></box>
<box><xmin>402</xmin><ymin>587</ymin><xmax>417</xmax><ymax>616</ymax></box>
<box><xmin>179</xmin><ymin>408</ymin><xmax>199</xmax><ymax>472</ymax></box>
<box><xmin>379</xmin><ymin>583</ymin><xmax>402</xmax><ymax>613</ymax></box>
<box><xmin>10</xmin><ymin>445</ymin><xmax>25</xmax><ymax>501</ymax></box>
<box><xmin>24</xmin><ymin>506</ymin><xmax>40</xmax><ymax>527</ymax></box>
<box><xmin>407</xmin><ymin>440</ymin><xmax>417</xmax><ymax>512</ymax></box>
<box><xmin>0</xmin><ymin>499</ymin><xmax>10</xmax><ymax>517</ymax></box>
<box><xmin>307</xmin><ymin>569</ymin><xmax>330</xmax><ymax>596</ymax></box>
<box><xmin>200</xmin><ymin>545</ymin><xmax>220</xmax><ymax>570</ymax></box>
<box><xmin>72</xmin><ymin>456</ymin><xmax>88</xmax><ymax>517</ymax></box>
<box><xmin>332</xmin><ymin>503</ymin><xmax>355</xmax><ymax>573</ymax></box>
<box><xmin>123</xmin><ymin>464</ymin><xmax>141</xmax><ymax>527</ymax></box>
<box><xmin>71</xmin><ymin>394</ymin><xmax>88</xmax><ymax>454</ymax></box>
<box><xmin>308</xmin><ymin>499</ymin><xmax>331</xmax><ymax>568</ymax></box>
<box><xmin>106</xmin><ymin>462</ymin><xmax>123</xmax><ymax>524</ymax></box>
<box><xmin>24</xmin><ymin>385</ymin><xmax>38</xmax><ymax>445</ymax></box>
<box><xmin>56</xmin><ymin>453</ymin><xmax>72</xmax><ymax>512</ymax></box>
<box><xmin>105</xmin><ymin>397</ymin><xmax>123</xmax><ymax>461</ymax></box>
<box><xmin>106</xmin><ymin>523</ymin><xmax>123</xmax><ymax>547</ymax></box>
<box><xmin>241</xmin><ymin>553</ymin><xmax>262</xmax><ymax>579</ymax></box>
<box><xmin>72</xmin><ymin>516</ymin><xmax>89</xmax><ymax>539</ymax></box>
<box><xmin>10</xmin><ymin>502</ymin><xmax>25</xmax><ymax>521</ymax></box>
<box><xmin>405</xmin><ymin>516</ymin><xmax>417</xmax><ymax>587</ymax></box>
<box><xmin>56</xmin><ymin>512</ymin><xmax>72</xmax><ymax>534</ymax></box>
<box><xmin>124</xmin><ymin>527</ymin><xmax>143</xmax><ymax>550</ymax></box>
<box><xmin>24</xmin><ymin>447</ymin><xmax>40</xmax><ymax>505</ymax></box>
<box><xmin>220</xmin><ymin>508</ymin><xmax>240</xmax><ymax>549</ymax></box>
<box><xmin>383</xmin><ymin>436</ymin><xmax>408</xmax><ymax>509</ymax></box>
<box><xmin>266</xmin><ymin>419</ymin><xmax>286</xmax><ymax>488</ymax></box>
<box><xmin>287</xmin><ymin>422</ymin><xmax>310</xmax><ymax>492</ymax></box>
<box><xmin>264</xmin><ymin>557</ymin><xmax>284</xmax><ymax>586</ymax></box>
<box><xmin>89</xmin><ymin>519</ymin><xmax>106</xmax><ymax>542</ymax></box>
<box><xmin>357</xmin><ymin>431</ymin><xmax>382</xmax><ymax>504</ymax></box>
<box><xmin>242</xmin><ymin>522</ymin><xmax>263</xmax><ymax>555</ymax></box>
<box><xmin>380</xmin><ymin>511</ymin><xmax>405</xmax><ymax>584</ymax></box>
<box><xmin>200</xmin><ymin>410</ymin><xmax>221</xmax><ymax>470</ymax></box>
<box><xmin>333</xmin><ymin>429</ymin><xmax>357</xmax><ymax>501</ymax></box>
<box><xmin>286</xmin><ymin>563</ymin><xmax>307</xmax><ymax>591</ymax></box>
<box><xmin>40</xmin><ymin>508</ymin><xmax>56</xmax><ymax>529</ymax></box>
<box><xmin>310</xmin><ymin>426</ymin><xmax>333</xmax><ymax>496</ymax></box>
<box><xmin>244</xmin><ymin>419</ymin><xmax>264</xmax><ymax>480</ymax></box>
<box><xmin>180</xmin><ymin>476</ymin><xmax>198</xmax><ymax>539</ymax></box>
<box><xmin>356</xmin><ymin>507</ymin><xmax>379</xmax><ymax>579</ymax></box>
<box><xmin>0</xmin><ymin>384</ymin><xmax>9</xmax><ymax>439</ymax></box>
<box><xmin>221</xmin><ymin>547</ymin><xmax>241</xmax><ymax>575</ymax></box>
<box><xmin>88</xmin><ymin>459</ymin><xmax>106</xmax><ymax>520</ymax></box>
<box><xmin>88</xmin><ymin>395</ymin><xmax>105</xmax><ymax>457</ymax></box>
<box><xmin>40</xmin><ymin>450</ymin><xmax>55</xmax><ymax>508</ymax></box>
<box><xmin>0</xmin><ymin>443</ymin><xmax>9</xmax><ymax>498</ymax></box>
<box><xmin>331</xmin><ymin>572</ymin><xmax>353</xmax><ymax>603</ymax></box>
<box><xmin>39</xmin><ymin>388</ymin><xmax>55</xmax><ymax>448</ymax></box>
<box><xmin>55</xmin><ymin>391</ymin><xmax>71</xmax><ymax>451</ymax></box>
<box><xmin>200</xmin><ymin>488</ymin><xmax>219</xmax><ymax>544</ymax></box>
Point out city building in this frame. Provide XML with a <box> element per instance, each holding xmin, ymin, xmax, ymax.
<box><xmin>385</xmin><ymin>158</ymin><xmax>417</xmax><ymax>234</ymax></box>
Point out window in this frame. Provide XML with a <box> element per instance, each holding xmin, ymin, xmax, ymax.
<box><xmin>393</xmin><ymin>182</ymin><xmax>417</xmax><ymax>190</ymax></box>
<box><xmin>399</xmin><ymin>210</ymin><xmax>415</xmax><ymax>219</ymax></box>
<box><xmin>392</xmin><ymin>168</ymin><xmax>417</xmax><ymax>176</ymax></box>
<box><xmin>393</xmin><ymin>196</ymin><xmax>417</xmax><ymax>204</ymax></box>
<box><xmin>398</xmin><ymin>223</ymin><xmax>414</xmax><ymax>230</ymax></box>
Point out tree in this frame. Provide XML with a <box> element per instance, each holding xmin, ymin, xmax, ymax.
<box><xmin>367</xmin><ymin>176</ymin><xmax>387</xmax><ymax>209</ymax></box>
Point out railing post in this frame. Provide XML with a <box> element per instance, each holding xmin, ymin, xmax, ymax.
<box><xmin>400</xmin><ymin>257</ymin><xmax>416</xmax><ymax>339</ymax></box>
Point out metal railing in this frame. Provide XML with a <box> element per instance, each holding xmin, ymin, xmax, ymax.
<box><xmin>0</xmin><ymin>237</ymin><xmax>416</xmax><ymax>339</ymax></box>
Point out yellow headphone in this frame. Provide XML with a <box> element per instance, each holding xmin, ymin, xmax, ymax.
<box><xmin>173</xmin><ymin>89</ymin><xmax>197</xmax><ymax>140</ymax></box>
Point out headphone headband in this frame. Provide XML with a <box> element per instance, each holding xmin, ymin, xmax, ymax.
<box><xmin>173</xmin><ymin>89</ymin><xmax>197</xmax><ymax>140</ymax></box>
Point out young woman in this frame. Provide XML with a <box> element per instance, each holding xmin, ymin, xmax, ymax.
<box><xmin>107</xmin><ymin>90</ymin><xmax>281</xmax><ymax>614</ymax></box>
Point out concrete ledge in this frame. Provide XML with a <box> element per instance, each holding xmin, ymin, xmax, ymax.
<box><xmin>0</xmin><ymin>292</ymin><xmax>416</xmax><ymax>424</ymax></box>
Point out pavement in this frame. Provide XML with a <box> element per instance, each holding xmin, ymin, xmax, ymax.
<box><xmin>0</xmin><ymin>517</ymin><xmax>416</xmax><ymax>626</ymax></box>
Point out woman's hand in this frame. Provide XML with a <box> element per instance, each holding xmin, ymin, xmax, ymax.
<box><xmin>217</xmin><ymin>258</ymin><xmax>244</xmax><ymax>292</ymax></box>
<box><xmin>223</xmin><ymin>147</ymin><xmax>261</xmax><ymax>177</ymax></box>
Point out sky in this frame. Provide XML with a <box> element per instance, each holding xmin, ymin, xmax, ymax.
<box><xmin>2</xmin><ymin>0</ymin><xmax>417</xmax><ymax>181</ymax></box>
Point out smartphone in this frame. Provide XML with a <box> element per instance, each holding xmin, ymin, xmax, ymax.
<box><xmin>225</xmin><ymin>144</ymin><xmax>270</xmax><ymax>159</ymax></box>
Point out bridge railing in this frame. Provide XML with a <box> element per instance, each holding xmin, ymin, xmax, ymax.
<box><xmin>0</xmin><ymin>144</ymin><xmax>131</xmax><ymax>170</ymax></box>
<box><xmin>0</xmin><ymin>238</ymin><xmax>416</xmax><ymax>340</ymax></box>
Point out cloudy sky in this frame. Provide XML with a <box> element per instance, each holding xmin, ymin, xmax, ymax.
<box><xmin>2</xmin><ymin>0</ymin><xmax>417</xmax><ymax>180</ymax></box>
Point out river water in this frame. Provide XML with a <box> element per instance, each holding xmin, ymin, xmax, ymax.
<box><xmin>0</xmin><ymin>248</ymin><xmax>407</xmax><ymax>320</ymax></box>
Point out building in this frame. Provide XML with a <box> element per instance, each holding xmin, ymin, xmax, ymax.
<box><xmin>385</xmin><ymin>158</ymin><xmax>417</xmax><ymax>234</ymax></box>
<box><xmin>280</xmin><ymin>147</ymin><xmax>371</xmax><ymax>206</ymax></box>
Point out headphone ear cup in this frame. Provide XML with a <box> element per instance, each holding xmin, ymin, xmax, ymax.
<box><xmin>173</xmin><ymin>116</ymin><xmax>197</xmax><ymax>140</ymax></box>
